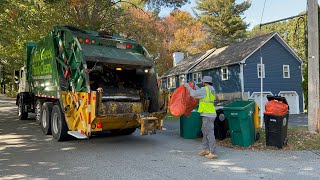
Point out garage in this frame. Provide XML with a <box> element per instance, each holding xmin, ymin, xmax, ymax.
<box><xmin>250</xmin><ymin>92</ymin><xmax>273</xmax><ymax>115</ymax></box>
<box><xmin>279</xmin><ymin>91</ymin><xmax>300</xmax><ymax>114</ymax></box>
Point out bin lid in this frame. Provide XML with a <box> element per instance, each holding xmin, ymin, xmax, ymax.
<box><xmin>222</xmin><ymin>100</ymin><xmax>255</xmax><ymax>111</ymax></box>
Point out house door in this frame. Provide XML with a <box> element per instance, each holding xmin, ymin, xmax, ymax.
<box><xmin>279</xmin><ymin>91</ymin><xmax>300</xmax><ymax>114</ymax></box>
<box><xmin>250</xmin><ymin>92</ymin><xmax>273</xmax><ymax>115</ymax></box>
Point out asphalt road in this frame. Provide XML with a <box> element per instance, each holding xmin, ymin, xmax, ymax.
<box><xmin>0</xmin><ymin>96</ymin><xmax>319</xmax><ymax>180</ymax></box>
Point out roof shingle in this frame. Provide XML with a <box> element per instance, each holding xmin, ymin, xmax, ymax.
<box><xmin>162</xmin><ymin>49</ymin><xmax>215</xmax><ymax>77</ymax></box>
<box><xmin>190</xmin><ymin>32</ymin><xmax>276</xmax><ymax>72</ymax></box>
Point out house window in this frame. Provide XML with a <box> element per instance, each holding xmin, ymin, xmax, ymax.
<box><xmin>257</xmin><ymin>64</ymin><xmax>265</xmax><ymax>78</ymax></box>
<box><xmin>179</xmin><ymin>75</ymin><xmax>185</xmax><ymax>86</ymax></box>
<box><xmin>221</xmin><ymin>67</ymin><xmax>228</xmax><ymax>80</ymax></box>
<box><xmin>167</xmin><ymin>76</ymin><xmax>176</xmax><ymax>89</ymax></box>
<box><xmin>283</xmin><ymin>65</ymin><xmax>290</xmax><ymax>78</ymax></box>
<box><xmin>192</xmin><ymin>72</ymin><xmax>202</xmax><ymax>84</ymax></box>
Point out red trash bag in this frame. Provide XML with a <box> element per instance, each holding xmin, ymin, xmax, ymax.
<box><xmin>184</xmin><ymin>84</ymin><xmax>199</xmax><ymax>117</ymax></box>
<box><xmin>169</xmin><ymin>82</ymin><xmax>199</xmax><ymax>117</ymax></box>
<box><xmin>264</xmin><ymin>100</ymin><xmax>288</xmax><ymax>116</ymax></box>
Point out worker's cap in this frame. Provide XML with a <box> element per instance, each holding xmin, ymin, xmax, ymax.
<box><xmin>202</xmin><ymin>76</ymin><xmax>213</xmax><ymax>83</ymax></box>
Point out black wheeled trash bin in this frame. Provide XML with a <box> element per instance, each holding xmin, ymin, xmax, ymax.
<box><xmin>264</xmin><ymin>96</ymin><xmax>289</xmax><ymax>148</ymax></box>
<box><xmin>214</xmin><ymin>109</ymin><xmax>229</xmax><ymax>140</ymax></box>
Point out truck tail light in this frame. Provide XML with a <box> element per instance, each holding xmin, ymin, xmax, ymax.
<box><xmin>97</xmin><ymin>122</ymin><xmax>102</xmax><ymax>129</ymax></box>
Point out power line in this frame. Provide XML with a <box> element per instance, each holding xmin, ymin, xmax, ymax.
<box><xmin>260</xmin><ymin>0</ymin><xmax>267</xmax><ymax>26</ymax></box>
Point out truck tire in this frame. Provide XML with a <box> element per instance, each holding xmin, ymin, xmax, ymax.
<box><xmin>35</xmin><ymin>100</ymin><xmax>43</xmax><ymax>125</ymax></box>
<box><xmin>18</xmin><ymin>97</ymin><xmax>28</xmax><ymax>120</ymax></box>
<box><xmin>40</xmin><ymin>102</ymin><xmax>53</xmax><ymax>135</ymax></box>
<box><xmin>51</xmin><ymin>104</ymin><xmax>69</xmax><ymax>141</ymax></box>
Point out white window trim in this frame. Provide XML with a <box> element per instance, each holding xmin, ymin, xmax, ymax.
<box><xmin>257</xmin><ymin>64</ymin><xmax>265</xmax><ymax>78</ymax></box>
<box><xmin>283</xmin><ymin>65</ymin><xmax>290</xmax><ymax>78</ymax></box>
<box><xmin>192</xmin><ymin>72</ymin><xmax>202</xmax><ymax>84</ymax></box>
<box><xmin>167</xmin><ymin>76</ymin><xmax>176</xmax><ymax>89</ymax></box>
<box><xmin>221</xmin><ymin>66</ymin><xmax>229</xmax><ymax>80</ymax></box>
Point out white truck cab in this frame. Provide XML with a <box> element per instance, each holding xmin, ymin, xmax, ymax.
<box><xmin>15</xmin><ymin>66</ymin><xmax>32</xmax><ymax>120</ymax></box>
<box><xmin>15</xmin><ymin>66</ymin><xmax>29</xmax><ymax>93</ymax></box>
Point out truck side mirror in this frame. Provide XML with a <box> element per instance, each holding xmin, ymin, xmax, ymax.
<box><xmin>14</xmin><ymin>70</ymin><xmax>20</xmax><ymax>84</ymax></box>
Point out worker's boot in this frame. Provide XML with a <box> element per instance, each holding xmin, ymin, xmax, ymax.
<box><xmin>205</xmin><ymin>153</ymin><xmax>218</xmax><ymax>159</ymax></box>
<box><xmin>198</xmin><ymin>150</ymin><xmax>209</xmax><ymax>156</ymax></box>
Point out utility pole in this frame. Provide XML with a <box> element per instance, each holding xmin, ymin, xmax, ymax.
<box><xmin>308</xmin><ymin>0</ymin><xmax>320</xmax><ymax>133</ymax></box>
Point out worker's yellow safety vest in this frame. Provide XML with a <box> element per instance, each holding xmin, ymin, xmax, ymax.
<box><xmin>198</xmin><ymin>86</ymin><xmax>216</xmax><ymax>114</ymax></box>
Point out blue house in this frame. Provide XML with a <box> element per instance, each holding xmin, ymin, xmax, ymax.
<box><xmin>162</xmin><ymin>32</ymin><xmax>304</xmax><ymax>114</ymax></box>
<box><xmin>161</xmin><ymin>48</ymin><xmax>215</xmax><ymax>91</ymax></box>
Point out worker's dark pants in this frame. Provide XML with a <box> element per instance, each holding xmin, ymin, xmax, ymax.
<box><xmin>202</xmin><ymin>116</ymin><xmax>216</xmax><ymax>153</ymax></box>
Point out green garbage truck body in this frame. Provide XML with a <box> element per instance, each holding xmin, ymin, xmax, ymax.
<box><xmin>16</xmin><ymin>26</ymin><xmax>167</xmax><ymax>141</ymax></box>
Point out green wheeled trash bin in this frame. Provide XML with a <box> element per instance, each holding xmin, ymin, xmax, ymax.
<box><xmin>223</xmin><ymin>100</ymin><xmax>256</xmax><ymax>147</ymax></box>
<box><xmin>180</xmin><ymin>107</ymin><xmax>201</xmax><ymax>139</ymax></box>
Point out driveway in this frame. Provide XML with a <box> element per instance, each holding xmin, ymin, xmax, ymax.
<box><xmin>0</xmin><ymin>94</ymin><xmax>319</xmax><ymax>180</ymax></box>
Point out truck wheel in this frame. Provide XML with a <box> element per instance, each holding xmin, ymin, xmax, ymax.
<box><xmin>18</xmin><ymin>98</ymin><xmax>28</xmax><ymax>120</ymax></box>
<box><xmin>35</xmin><ymin>100</ymin><xmax>42</xmax><ymax>125</ymax></box>
<box><xmin>51</xmin><ymin>104</ymin><xmax>69</xmax><ymax>141</ymax></box>
<box><xmin>40</xmin><ymin>102</ymin><xmax>53</xmax><ymax>135</ymax></box>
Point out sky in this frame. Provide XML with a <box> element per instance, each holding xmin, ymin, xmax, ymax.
<box><xmin>159</xmin><ymin>0</ymin><xmax>307</xmax><ymax>29</ymax></box>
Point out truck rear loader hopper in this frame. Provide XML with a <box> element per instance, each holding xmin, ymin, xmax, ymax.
<box><xmin>15</xmin><ymin>26</ymin><xmax>168</xmax><ymax>141</ymax></box>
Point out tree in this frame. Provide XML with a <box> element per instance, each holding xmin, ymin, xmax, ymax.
<box><xmin>0</xmin><ymin>0</ymin><xmax>71</xmax><ymax>95</ymax></box>
<box><xmin>48</xmin><ymin>0</ymin><xmax>189</xmax><ymax>9</ymax></box>
<box><xmin>196</xmin><ymin>0</ymin><xmax>251</xmax><ymax>47</ymax></box>
<box><xmin>116</xmin><ymin>7</ymin><xmax>171</xmax><ymax>75</ymax></box>
<box><xmin>165</xmin><ymin>11</ymin><xmax>213</xmax><ymax>55</ymax></box>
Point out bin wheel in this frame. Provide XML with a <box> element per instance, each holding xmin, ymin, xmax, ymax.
<box><xmin>255</xmin><ymin>132</ymin><xmax>260</xmax><ymax>141</ymax></box>
<box><xmin>283</xmin><ymin>138</ymin><xmax>288</xmax><ymax>146</ymax></box>
<box><xmin>226</xmin><ymin>130</ymin><xmax>230</xmax><ymax>138</ymax></box>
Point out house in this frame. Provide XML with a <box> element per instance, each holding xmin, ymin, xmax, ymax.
<box><xmin>161</xmin><ymin>48</ymin><xmax>215</xmax><ymax>91</ymax></box>
<box><xmin>162</xmin><ymin>32</ymin><xmax>304</xmax><ymax>114</ymax></box>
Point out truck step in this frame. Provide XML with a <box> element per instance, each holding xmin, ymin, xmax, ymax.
<box><xmin>68</xmin><ymin>131</ymin><xmax>88</xmax><ymax>139</ymax></box>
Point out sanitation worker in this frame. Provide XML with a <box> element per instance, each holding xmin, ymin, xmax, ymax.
<box><xmin>184</xmin><ymin>76</ymin><xmax>218</xmax><ymax>159</ymax></box>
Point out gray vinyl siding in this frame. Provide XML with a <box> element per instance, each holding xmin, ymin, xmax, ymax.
<box><xmin>243</xmin><ymin>37</ymin><xmax>303</xmax><ymax>111</ymax></box>
<box><xmin>201</xmin><ymin>64</ymin><xmax>241</xmax><ymax>94</ymax></box>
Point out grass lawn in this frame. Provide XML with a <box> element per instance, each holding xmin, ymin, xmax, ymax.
<box><xmin>218</xmin><ymin>126</ymin><xmax>320</xmax><ymax>150</ymax></box>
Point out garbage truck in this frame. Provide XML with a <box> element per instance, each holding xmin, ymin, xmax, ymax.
<box><xmin>15</xmin><ymin>26</ymin><xmax>167</xmax><ymax>141</ymax></box>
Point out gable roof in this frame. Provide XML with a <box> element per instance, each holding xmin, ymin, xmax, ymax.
<box><xmin>162</xmin><ymin>48</ymin><xmax>215</xmax><ymax>77</ymax></box>
<box><xmin>190</xmin><ymin>32</ymin><xmax>303</xmax><ymax>73</ymax></box>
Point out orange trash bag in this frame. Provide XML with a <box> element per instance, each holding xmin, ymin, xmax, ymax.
<box><xmin>169</xmin><ymin>82</ymin><xmax>199</xmax><ymax>117</ymax></box>
<box><xmin>264</xmin><ymin>100</ymin><xmax>288</xmax><ymax>116</ymax></box>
